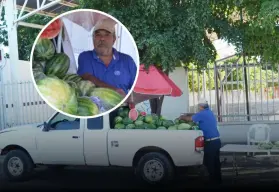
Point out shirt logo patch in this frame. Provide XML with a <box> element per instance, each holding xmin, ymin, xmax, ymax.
<box><xmin>114</xmin><ymin>70</ymin><xmax>121</xmax><ymax>76</ymax></box>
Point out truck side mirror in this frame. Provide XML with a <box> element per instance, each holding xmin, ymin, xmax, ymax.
<box><xmin>42</xmin><ymin>122</ymin><xmax>49</xmax><ymax>132</ymax></box>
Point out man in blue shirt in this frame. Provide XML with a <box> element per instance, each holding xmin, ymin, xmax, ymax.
<box><xmin>179</xmin><ymin>98</ymin><xmax>222</xmax><ymax>185</ymax></box>
<box><xmin>77</xmin><ymin>18</ymin><xmax>137</xmax><ymax>96</ymax></box>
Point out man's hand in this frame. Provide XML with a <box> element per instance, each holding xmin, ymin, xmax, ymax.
<box><xmin>115</xmin><ymin>88</ymin><xmax>126</xmax><ymax>97</ymax></box>
<box><xmin>179</xmin><ymin>114</ymin><xmax>193</xmax><ymax>122</ymax></box>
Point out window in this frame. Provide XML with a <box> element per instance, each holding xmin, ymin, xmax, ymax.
<box><xmin>87</xmin><ymin>116</ymin><xmax>103</xmax><ymax>130</ymax></box>
<box><xmin>49</xmin><ymin>113</ymin><xmax>80</xmax><ymax>130</ymax></box>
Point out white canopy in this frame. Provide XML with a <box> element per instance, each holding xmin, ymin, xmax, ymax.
<box><xmin>58</xmin><ymin>10</ymin><xmax>139</xmax><ymax>74</ymax></box>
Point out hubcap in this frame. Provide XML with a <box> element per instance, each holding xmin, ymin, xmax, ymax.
<box><xmin>143</xmin><ymin>159</ymin><xmax>164</xmax><ymax>182</ymax></box>
<box><xmin>7</xmin><ymin>157</ymin><xmax>24</xmax><ymax>176</ymax></box>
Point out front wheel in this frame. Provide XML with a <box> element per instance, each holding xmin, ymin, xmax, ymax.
<box><xmin>135</xmin><ymin>152</ymin><xmax>175</xmax><ymax>185</ymax></box>
<box><xmin>2</xmin><ymin>150</ymin><xmax>34</xmax><ymax>182</ymax></box>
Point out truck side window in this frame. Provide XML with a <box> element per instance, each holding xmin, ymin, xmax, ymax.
<box><xmin>49</xmin><ymin>113</ymin><xmax>80</xmax><ymax>130</ymax></box>
<box><xmin>87</xmin><ymin>116</ymin><xmax>103</xmax><ymax>130</ymax></box>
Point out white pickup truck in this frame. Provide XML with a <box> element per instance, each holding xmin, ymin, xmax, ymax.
<box><xmin>0</xmin><ymin>108</ymin><xmax>204</xmax><ymax>184</ymax></box>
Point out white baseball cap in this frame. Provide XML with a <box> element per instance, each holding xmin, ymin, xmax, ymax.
<box><xmin>93</xmin><ymin>18</ymin><xmax>116</xmax><ymax>34</ymax></box>
<box><xmin>198</xmin><ymin>97</ymin><xmax>208</xmax><ymax>105</ymax></box>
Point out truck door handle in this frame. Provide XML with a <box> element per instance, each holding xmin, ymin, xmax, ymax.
<box><xmin>72</xmin><ymin>136</ymin><xmax>80</xmax><ymax>139</ymax></box>
<box><xmin>111</xmin><ymin>141</ymin><xmax>119</xmax><ymax>147</ymax></box>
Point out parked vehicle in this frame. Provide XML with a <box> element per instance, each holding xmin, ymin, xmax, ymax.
<box><xmin>0</xmin><ymin>107</ymin><xmax>204</xmax><ymax>184</ymax></box>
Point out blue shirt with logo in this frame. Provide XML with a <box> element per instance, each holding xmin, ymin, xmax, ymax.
<box><xmin>192</xmin><ymin>108</ymin><xmax>220</xmax><ymax>139</ymax></box>
<box><xmin>77</xmin><ymin>48</ymin><xmax>137</xmax><ymax>94</ymax></box>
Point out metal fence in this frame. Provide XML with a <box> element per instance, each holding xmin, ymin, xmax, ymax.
<box><xmin>0</xmin><ymin>81</ymin><xmax>55</xmax><ymax>130</ymax></box>
<box><xmin>187</xmin><ymin>55</ymin><xmax>279</xmax><ymax>122</ymax></box>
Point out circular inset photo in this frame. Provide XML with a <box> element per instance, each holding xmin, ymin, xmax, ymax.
<box><xmin>31</xmin><ymin>9</ymin><xmax>139</xmax><ymax>118</ymax></box>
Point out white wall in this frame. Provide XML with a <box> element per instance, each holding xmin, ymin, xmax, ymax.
<box><xmin>219</xmin><ymin>121</ymin><xmax>279</xmax><ymax>145</ymax></box>
<box><xmin>1</xmin><ymin>59</ymin><xmax>32</xmax><ymax>82</ymax></box>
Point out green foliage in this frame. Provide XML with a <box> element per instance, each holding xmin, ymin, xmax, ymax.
<box><xmin>78</xmin><ymin>0</ymin><xmax>231</xmax><ymax>72</ymax></box>
<box><xmin>0</xmin><ymin>8</ymin><xmax>52</xmax><ymax>60</ymax></box>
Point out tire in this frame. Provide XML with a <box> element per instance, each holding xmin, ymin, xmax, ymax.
<box><xmin>2</xmin><ymin>150</ymin><xmax>34</xmax><ymax>182</ymax></box>
<box><xmin>135</xmin><ymin>152</ymin><xmax>175</xmax><ymax>185</ymax></box>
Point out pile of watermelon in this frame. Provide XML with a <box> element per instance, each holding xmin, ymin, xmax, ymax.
<box><xmin>114</xmin><ymin>107</ymin><xmax>200</xmax><ymax>130</ymax></box>
<box><xmin>32</xmin><ymin>38</ymin><xmax>123</xmax><ymax>116</ymax></box>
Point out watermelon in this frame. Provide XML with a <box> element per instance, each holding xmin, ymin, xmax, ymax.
<box><xmin>63</xmin><ymin>74</ymin><xmax>83</xmax><ymax>85</ymax></box>
<box><xmin>34</xmin><ymin>38</ymin><xmax>55</xmax><ymax>61</ymax></box>
<box><xmin>134</xmin><ymin>120</ymin><xmax>144</xmax><ymax>127</ymax></box>
<box><xmin>168</xmin><ymin>125</ymin><xmax>178</xmax><ymax>130</ymax></box>
<box><xmin>144</xmin><ymin>115</ymin><xmax>153</xmax><ymax>124</ymax></box>
<box><xmin>129</xmin><ymin>109</ymin><xmax>138</xmax><ymax>121</ymax></box>
<box><xmin>162</xmin><ymin>120</ymin><xmax>175</xmax><ymax>128</ymax></box>
<box><xmin>115</xmin><ymin>123</ymin><xmax>125</xmax><ymax>129</ymax></box>
<box><xmin>32</xmin><ymin>60</ymin><xmax>46</xmax><ymax>72</ymax></box>
<box><xmin>77</xmin><ymin>80</ymin><xmax>95</xmax><ymax>96</ymax></box>
<box><xmin>122</xmin><ymin>117</ymin><xmax>134</xmax><ymax>125</ymax></box>
<box><xmin>126</xmin><ymin>124</ymin><xmax>136</xmax><ymax>129</ymax></box>
<box><xmin>77</xmin><ymin>97</ymin><xmax>99</xmax><ymax>116</ymax></box>
<box><xmin>145</xmin><ymin>124</ymin><xmax>157</xmax><ymax>129</ymax></box>
<box><xmin>157</xmin><ymin>126</ymin><xmax>167</xmax><ymax>130</ymax></box>
<box><xmin>47</xmin><ymin>74</ymin><xmax>60</xmax><ymax>79</ymax></box>
<box><xmin>177</xmin><ymin>123</ymin><xmax>192</xmax><ymax>130</ymax></box>
<box><xmin>174</xmin><ymin>118</ymin><xmax>180</xmax><ymax>125</ymax></box>
<box><xmin>137</xmin><ymin>115</ymin><xmax>145</xmax><ymax>121</ymax></box>
<box><xmin>66</xmin><ymin>81</ymin><xmax>82</xmax><ymax>97</ymax></box>
<box><xmin>45</xmin><ymin>53</ymin><xmax>70</xmax><ymax>79</ymax></box>
<box><xmin>114</xmin><ymin>116</ymin><xmax>123</xmax><ymax>124</ymax></box>
<box><xmin>32</xmin><ymin>68</ymin><xmax>46</xmax><ymax>82</ymax></box>
<box><xmin>88</xmin><ymin>88</ymin><xmax>124</xmax><ymax>110</ymax></box>
<box><xmin>140</xmin><ymin>111</ymin><xmax>147</xmax><ymax>116</ymax></box>
<box><xmin>36</xmin><ymin>77</ymin><xmax>78</xmax><ymax>115</ymax></box>
<box><xmin>40</xmin><ymin>19</ymin><xmax>62</xmax><ymax>39</ymax></box>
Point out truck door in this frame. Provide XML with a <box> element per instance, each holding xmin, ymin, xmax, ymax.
<box><xmin>83</xmin><ymin>115</ymin><xmax>110</xmax><ymax>166</ymax></box>
<box><xmin>36</xmin><ymin>112</ymin><xmax>84</xmax><ymax>165</ymax></box>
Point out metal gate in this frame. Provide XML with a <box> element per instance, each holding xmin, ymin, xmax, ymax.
<box><xmin>0</xmin><ymin>81</ymin><xmax>55</xmax><ymax>130</ymax></box>
<box><xmin>187</xmin><ymin>55</ymin><xmax>279</xmax><ymax>122</ymax></box>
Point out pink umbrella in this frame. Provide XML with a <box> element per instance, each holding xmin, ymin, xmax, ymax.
<box><xmin>127</xmin><ymin>64</ymin><xmax>183</xmax><ymax>104</ymax></box>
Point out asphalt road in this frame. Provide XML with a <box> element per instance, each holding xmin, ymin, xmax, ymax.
<box><xmin>1</xmin><ymin>156</ymin><xmax>279</xmax><ymax>191</ymax></box>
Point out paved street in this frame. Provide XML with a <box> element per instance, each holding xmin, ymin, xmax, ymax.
<box><xmin>1</xmin><ymin>156</ymin><xmax>279</xmax><ymax>190</ymax></box>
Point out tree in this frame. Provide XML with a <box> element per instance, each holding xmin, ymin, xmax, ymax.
<box><xmin>1</xmin><ymin>0</ymin><xmax>278</xmax><ymax>116</ymax></box>
<box><xmin>78</xmin><ymin>0</ymin><xmax>239</xmax><ymax>115</ymax></box>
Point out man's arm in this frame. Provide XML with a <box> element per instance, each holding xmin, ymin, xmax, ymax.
<box><xmin>77</xmin><ymin>53</ymin><xmax>125</xmax><ymax>96</ymax></box>
<box><xmin>81</xmin><ymin>73</ymin><xmax>126</xmax><ymax>96</ymax></box>
<box><xmin>179</xmin><ymin>113</ymin><xmax>194</xmax><ymax>122</ymax></box>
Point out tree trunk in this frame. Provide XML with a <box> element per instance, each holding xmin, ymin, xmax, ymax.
<box><xmin>149</xmin><ymin>70</ymin><xmax>169</xmax><ymax>116</ymax></box>
<box><xmin>149</xmin><ymin>96</ymin><xmax>165</xmax><ymax>116</ymax></box>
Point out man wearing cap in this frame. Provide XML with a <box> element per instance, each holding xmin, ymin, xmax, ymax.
<box><xmin>179</xmin><ymin>98</ymin><xmax>222</xmax><ymax>185</ymax></box>
<box><xmin>77</xmin><ymin>18</ymin><xmax>137</xmax><ymax>96</ymax></box>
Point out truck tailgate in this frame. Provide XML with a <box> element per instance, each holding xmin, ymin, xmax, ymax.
<box><xmin>107</xmin><ymin>129</ymin><xmax>204</xmax><ymax>167</ymax></box>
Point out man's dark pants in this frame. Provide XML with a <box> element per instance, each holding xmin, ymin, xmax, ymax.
<box><xmin>203</xmin><ymin>138</ymin><xmax>222</xmax><ymax>184</ymax></box>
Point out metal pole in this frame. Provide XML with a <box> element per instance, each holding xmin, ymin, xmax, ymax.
<box><xmin>240</xmin><ymin>7</ymin><xmax>250</xmax><ymax>121</ymax></box>
<box><xmin>214</xmin><ymin>62</ymin><xmax>221</xmax><ymax>122</ymax></box>
<box><xmin>6</xmin><ymin>0</ymin><xmax>21</xmax><ymax>126</ymax></box>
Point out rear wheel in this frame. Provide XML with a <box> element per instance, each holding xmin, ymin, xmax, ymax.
<box><xmin>2</xmin><ymin>150</ymin><xmax>34</xmax><ymax>182</ymax></box>
<box><xmin>135</xmin><ymin>152</ymin><xmax>175</xmax><ymax>185</ymax></box>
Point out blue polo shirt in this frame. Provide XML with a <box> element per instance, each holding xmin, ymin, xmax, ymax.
<box><xmin>77</xmin><ymin>48</ymin><xmax>137</xmax><ymax>94</ymax></box>
<box><xmin>192</xmin><ymin>108</ymin><xmax>220</xmax><ymax>140</ymax></box>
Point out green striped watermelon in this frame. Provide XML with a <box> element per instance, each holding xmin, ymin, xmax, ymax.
<box><xmin>32</xmin><ymin>68</ymin><xmax>46</xmax><ymax>82</ymax></box>
<box><xmin>32</xmin><ymin>60</ymin><xmax>46</xmax><ymax>72</ymax></box>
<box><xmin>77</xmin><ymin>80</ymin><xmax>95</xmax><ymax>96</ymax></box>
<box><xmin>77</xmin><ymin>97</ymin><xmax>99</xmax><ymax>116</ymax></box>
<box><xmin>67</xmin><ymin>81</ymin><xmax>82</xmax><ymax>97</ymax></box>
<box><xmin>36</xmin><ymin>77</ymin><xmax>78</xmax><ymax>115</ymax></box>
<box><xmin>45</xmin><ymin>53</ymin><xmax>70</xmax><ymax>79</ymax></box>
<box><xmin>88</xmin><ymin>88</ymin><xmax>124</xmax><ymax>109</ymax></box>
<box><xmin>63</xmin><ymin>74</ymin><xmax>83</xmax><ymax>84</ymax></box>
<box><xmin>34</xmin><ymin>38</ymin><xmax>55</xmax><ymax>61</ymax></box>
